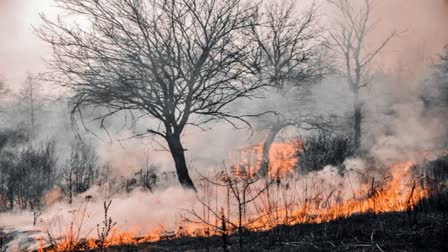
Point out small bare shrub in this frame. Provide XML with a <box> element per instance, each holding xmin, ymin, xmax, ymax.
<box><xmin>96</xmin><ymin>200</ymin><xmax>116</xmax><ymax>249</ymax></box>
<box><xmin>136</xmin><ymin>164</ymin><xmax>158</xmax><ymax>192</ymax></box>
<box><xmin>185</xmin><ymin>166</ymin><xmax>274</xmax><ymax>251</ymax></box>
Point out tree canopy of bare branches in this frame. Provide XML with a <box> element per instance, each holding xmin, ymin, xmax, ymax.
<box><xmin>248</xmin><ymin>0</ymin><xmax>326</xmax><ymax>175</ymax></box>
<box><xmin>437</xmin><ymin>48</ymin><xmax>448</xmax><ymax>106</ymax></box>
<box><xmin>250</xmin><ymin>0</ymin><xmax>323</xmax><ymax>92</ymax></box>
<box><xmin>327</xmin><ymin>0</ymin><xmax>396</xmax><ymax>149</ymax></box>
<box><xmin>37</xmin><ymin>0</ymin><xmax>265</xmax><ymax>190</ymax></box>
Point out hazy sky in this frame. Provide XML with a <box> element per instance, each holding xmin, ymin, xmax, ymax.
<box><xmin>0</xmin><ymin>0</ymin><xmax>55</xmax><ymax>89</ymax></box>
<box><xmin>0</xmin><ymin>0</ymin><xmax>447</xmax><ymax>90</ymax></box>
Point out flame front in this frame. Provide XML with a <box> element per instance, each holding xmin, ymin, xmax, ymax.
<box><xmin>40</xmin><ymin>142</ymin><xmax>429</xmax><ymax>251</ymax></box>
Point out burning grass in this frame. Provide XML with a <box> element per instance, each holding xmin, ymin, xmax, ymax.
<box><xmin>32</xmin><ymin>142</ymin><xmax>446</xmax><ymax>252</ymax></box>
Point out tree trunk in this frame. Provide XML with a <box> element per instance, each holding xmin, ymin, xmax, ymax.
<box><xmin>166</xmin><ymin>134</ymin><xmax>196</xmax><ymax>191</ymax></box>
<box><xmin>353</xmin><ymin>93</ymin><xmax>362</xmax><ymax>150</ymax></box>
<box><xmin>8</xmin><ymin>190</ymin><xmax>14</xmax><ymax>209</ymax></box>
<box><xmin>259</xmin><ymin>122</ymin><xmax>293</xmax><ymax>176</ymax></box>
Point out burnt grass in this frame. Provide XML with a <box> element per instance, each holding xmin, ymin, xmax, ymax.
<box><xmin>91</xmin><ymin>204</ymin><xmax>448</xmax><ymax>251</ymax></box>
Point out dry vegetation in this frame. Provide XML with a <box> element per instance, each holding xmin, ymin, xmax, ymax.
<box><xmin>0</xmin><ymin>0</ymin><xmax>447</xmax><ymax>251</ymax></box>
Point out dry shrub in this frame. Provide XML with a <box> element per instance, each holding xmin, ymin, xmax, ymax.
<box><xmin>296</xmin><ymin>131</ymin><xmax>354</xmax><ymax>173</ymax></box>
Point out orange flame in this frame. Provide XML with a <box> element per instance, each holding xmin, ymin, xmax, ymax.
<box><xmin>40</xmin><ymin>142</ymin><xmax>429</xmax><ymax>251</ymax></box>
<box><xmin>230</xmin><ymin>140</ymin><xmax>300</xmax><ymax>177</ymax></box>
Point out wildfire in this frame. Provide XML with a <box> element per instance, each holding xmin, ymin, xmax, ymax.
<box><xmin>39</xmin><ymin>141</ymin><xmax>430</xmax><ymax>251</ymax></box>
<box><xmin>288</xmin><ymin>161</ymin><xmax>427</xmax><ymax>225</ymax></box>
<box><xmin>231</xmin><ymin>160</ymin><xmax>428</xmax><ymax>232</ymax></box>
<box><xmin>230</xmin><ymin>140</ymin><xmax>300</xmax><ymax>178</ymax></box>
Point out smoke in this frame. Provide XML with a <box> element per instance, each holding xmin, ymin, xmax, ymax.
<box><xmin>0</xmin><ymin>0</ymin><xmax>58</xmax><ymax>90</ymax></box>
<box><xmin>0</xmin><ymin>0</ymin><xmax>448</xmax><ymax>250</ymax></box>
<box><xmin>40</xmin><ymin>187</ymin><xmax>197</xmax><ymax>233</ymax></box>
<box><xmin>371</xmin><ymin>0</ymin><xmax>448</xmax><ymax>73</ymax></box>
<box><xmin>0</xmin><ymin>187</ymin><xmax>198</xmax><ymax>251</ymax></box>
<box><xmin>1</xmin><ymin>0</ymin><xmax>447</xmax><ymax>168</ymax></box>
<box><xmin>313</xmin><ymin>0</ymin><xmax>448</xmax><ymax>164</ymax></box>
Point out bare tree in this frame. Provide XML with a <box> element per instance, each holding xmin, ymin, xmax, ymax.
<box><xmin>20</xmin><ymin>73</ymin><xmax>40</xmax><ymax>146</ymax></box>
<box><xmin>61</xmin><ymin>142</ymin><xmax>99</xmax><ymax>204</ymax></box>
<box><xmin>248</xmin><ymin>0</ymin><xmax>326</xmax><ymax>175</ymax></box>
<box><xmin>430</xmin><ymin>47</ymin><xmax>448</xmax><ymax>107</ymax></box>
<box><xmin>327</xmin><ymin>0</ymin><xmax>396</xmax><ymax>149</ymax></box>
<box><xmin>37</xmin><ymin>0</ymin><xmax>264</xmax><ymax>190</ymax></box>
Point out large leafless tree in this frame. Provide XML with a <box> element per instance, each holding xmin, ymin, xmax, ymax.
<box><xmin>328</xmin><ymin>0</ymin><xmax>396</xmax><ymax>150</ymax></box>
<box><xmin>37</xmin><ymin>0</ymin><xmax>263</xmax><ymax>190</ymax></box>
